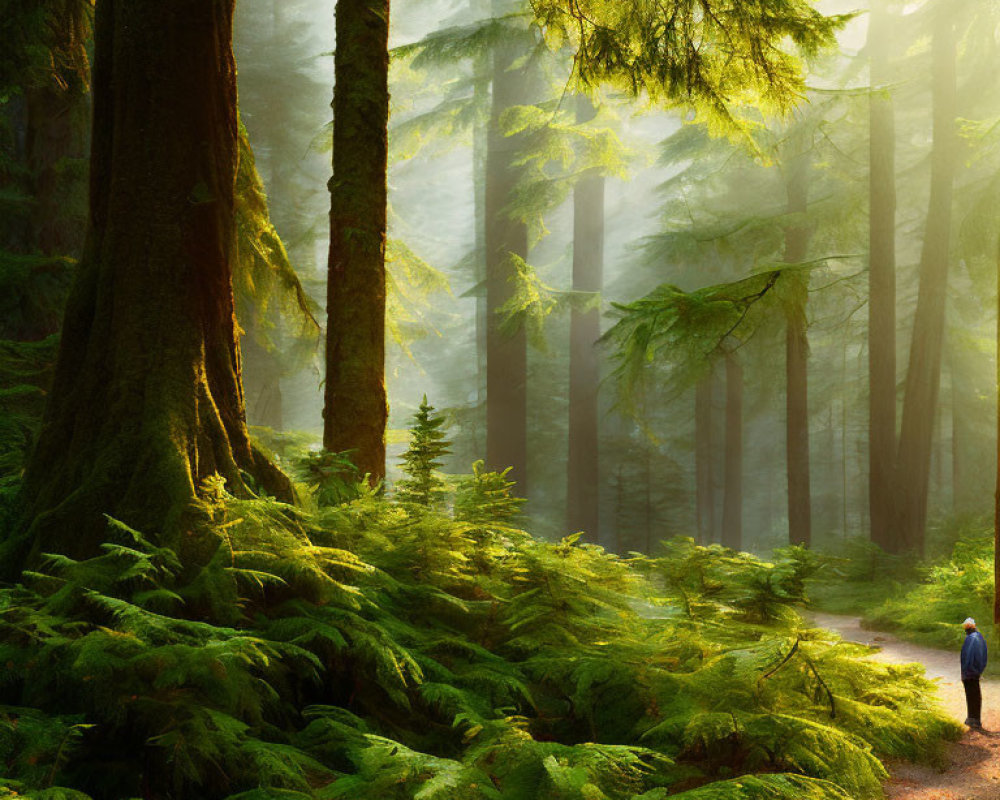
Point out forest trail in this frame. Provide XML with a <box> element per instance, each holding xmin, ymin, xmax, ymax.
<box><xmin>813</xmin><ymin>613</ymin><xmax>1000</xmax><ymax>800</ymax></box>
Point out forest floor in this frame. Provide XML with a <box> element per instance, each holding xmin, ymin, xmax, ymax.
<box><xmin>813</xmin><ymin>613</ymin><xmax>1000</xmax><ymax>800</ymax></box>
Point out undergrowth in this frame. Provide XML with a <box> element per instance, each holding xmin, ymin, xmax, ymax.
<box><xmin>0</xmin><ymin>477</ymin><xmax>960</xmax><ymax>798</ymax></box>
<box><xmin>809</xmin><ymin>519</ymin><xmax>996</xmax><ymax>660</ymax></box>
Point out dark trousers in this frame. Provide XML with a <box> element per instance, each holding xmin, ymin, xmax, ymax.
<box><xmin>963</xmin><ymin>677</ymin><xmax>982</xmax><ymax>722</ymax></box>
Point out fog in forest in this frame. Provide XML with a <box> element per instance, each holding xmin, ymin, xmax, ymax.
<box><xmin>10</xmin><ymin>0</ymin><xmax>1000</xmax><ymax>795</ymax></box>
<box><xmin>233</xmin><ymin>0</ymin><xmax>997</xmax><ymax>555</ymax></box>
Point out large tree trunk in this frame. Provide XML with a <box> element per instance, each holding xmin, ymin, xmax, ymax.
<box><xmin>566</xmin><ymin>94</ymin><xmax>603</xmax><ymax>541</ymax></box>
<box><xmin>472</xmin><ymin>0</ymin><xmax>489</xmax><ymax>454</ymax></box>
<box><xmin>867</xmin><ymin>0</ymin><xmax>898</xmax><ymax>552</ymax></box>
<box><xmin>895</xmin><ymin>11</ymin><xmax>957</xmax><ymax>556</ymax></box>
<box><xmin>722</xmin><ymin>350</ymin><xmax>743</xmax><ymax>550</ymax></box>
<box><xmin>323</xmin><ymin>0</ymin><xmax>390</xmax><ymax>483</ymax></box>
<box><xmin>784</xmin><ymin>148</ymin><xmax>812</xmax><ymax>547</ymax></box>
<box><xmin>695</xmin><ymin>372</ymin><xmax>714</xmax><ymax>544</ymax></box>
<box><xmin>12</xmin><ymin>0</ymin><xmax>292</xmax><ymax>572</ymax></box>
<box><xmin>485</xmin><ymin>20</ymin><xmax>531</xmax><ymax>490</ymax></box>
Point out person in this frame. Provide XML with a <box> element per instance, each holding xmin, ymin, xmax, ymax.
<box><xmin>961</xmin><ymin>617</ymin><xmax>988</xmax><ymax>729</ymax></box>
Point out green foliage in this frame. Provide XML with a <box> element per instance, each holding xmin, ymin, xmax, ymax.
<box><xmin>396</xmin><ymin>398</ymin><xmax>451</xmax><ymax>509</ymax></box>
<box><xmin>603</xmin><ymin>267</ymin><xmax>794</xmax><ymax>418</ymax></box>
<box><xmin>386</xmin><ymin>240</ymin><xmax>452</xmax><ymax>359</ymax></box>
<box><xmin>0</xmin><ymin>253</ymin><xmax>74</xmax><ymax>340</ymax></box>
<box><xmin>863</xmin><ymin>529</ymin><xmax>996</xmax><ymax>655</ymax></box>
<box><xmin>0</xmin><ymin>336</ymin><xmax>59</xmax><ymax>486</ymax></box>
<box><xmin>296</xmin><ymin>449</ymin><xmax>366</xmax><ymax>508</ymax></box>
<box><xmin>235</xmin><ymin>121</ymin><xmax>321</xmax><ymax>354</ymax></box>
<box><xmin>526</xmin><ymin>0</ymin><xmax>849</xmax><ymax>137</ymax></box>
<box><xmin>0</xmin><ymin>0</ymin><xmax>91</xmax><ymax>96</ymax></box>
<box><xmin>454</xmin><ymin>461</ymin><xmax>525</xmax><ymax>526</ymax></box>
<box><xmin>0</xmin><ymin>485</ymin><xmax>960</xmax><ymax>798</ymax></box>
<box><xmin>497</xmin><ymin>255</ymin><xmax>601</xmax><ymax>351</ymax></box>
<box><xmin>807</xmin><ymin>519</ymin><xmax>998</xmax><ymax>656</ymax></box>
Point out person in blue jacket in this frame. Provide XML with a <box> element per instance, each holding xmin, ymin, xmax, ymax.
<box><xmin>961</xmin><ymin>617</ymin><xmax>988</xmax><ymax>729</ymax></box>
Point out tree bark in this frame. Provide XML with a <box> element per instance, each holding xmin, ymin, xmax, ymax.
<box><xmin>472</xmin><ymin>0</ymin><xmax>489</xmax><ymax>453</ymax></box>
<box><xmin>12</xmin><ymin>0</ymin><xmax>292</xmax><ymax>572</ymax></box>
<box><xmin>784</xmin><ymin>148</ymin><xmax>811</xmax><ymax>547</ymax></box>
<box><xmin>566</xmin><ymin>94</ymin><xmax>603</xmax><ymax>542</ymax></box>
<box><xmin>485</xmin><ymin>19</ymin><xmax>531</xmax><ymax>491</ymax></box>
<box><xmin>695</xmin><ymin>372</ymin><xmax>714</xmax><ymax>544</ymax></box>
<box><xmin>994</xmin><ymin>231</ymin><xmax>1000</xmax><ymax>625</ymax></box>
<box><xmin>895</xmin><ymin>11</ymin><xmax>957</xmax><ymax>556</ymax></box>
<box><xmin>868</xmin><ymin>0</ymin><xmax>898</xmax><ymax>552</ymax></box>
<box><xmin>25</xmin><ymin>71</ymin><xmax>89</xmax><ymax>258</ymax></box>
<box><xmin>722</xmin><ymin>350</ymin><xmax>743</xmax><ymax>550</ymax></box>
<box><xmin>323</xmin><ymin>0</ymin><xmax>390</xmax><ymax>484</ymax></box>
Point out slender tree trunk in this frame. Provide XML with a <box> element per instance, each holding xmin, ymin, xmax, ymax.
<box><xmin>12</xmin><ymin>0</ymin><xmax>292</xmax><ymax>573</ymax></box>
<box><xmin>994</xmin><ymin>231</ymin><xmax>1000</xmax><ymax>625</ymax></box>
<box><xmin>842</xmin><ymin>340</ymin><xmax>849</xmax><ymax>537</ymax></box>
<box><xmin>895</xmin><ymin>12</ymin><xmax>957</xmax><ymax>555</ymax></box>
<box><xmin>472</xmin><ymin>0</ymin><xmax>489</xmax><ymax>451</ymax></box>
<box><xmin>951</xmin><ymin>351</ymin><xmax>960</xmax><ymax>512</ymax></box>
<box><xmin>323</xmin><ymin>0</ymin><xmax>390</xmax><ymax>483</ymax></box>
<box><xmin>695</xmin><ymin>373</ymin><xmax>714</xmax><ymax>544</ymax></box>
<box><xmin>710</xmin><ymin>363</ymin><xmax>726</xmax><ymax>543</ymax></box>
<box><xmin>784</xmin><ymin>148</ymin><xmax>812</xmax><ymax>547</ymax></box>
<box><xmin>242</xmin><ymin>335</ymin><xmax>285</xmax><ymax>430</ymax></box>
<box><xmin>485</xmin><ymin>20</ymin><xmax>530</xmax><ymax>490</ymax></box>
<box><xmin>722</xmin><ymin>350</ymin><xmax>743</xmax><ymax>550</ymax></box>
<box><xmin>644</xmin><ymin>445</ymin><xmax>653</xmax><ymax>553</ymax></box>
<box><xmin>0</xmin><ymin>96</ymin><xmax>32</xmax><ymax>252</ymax></box>
<box><xmin>566</xmin><ymin>94</ymin><xmax>603</xmax><ymax>541</ymax></box>
<box><xmin>868</xmin><ymin>0</ymin><xmax>898</xmax><ymax>551</ymax></box>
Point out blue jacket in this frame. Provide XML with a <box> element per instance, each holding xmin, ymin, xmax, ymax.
<box><xmin>961</xmin><ymin>629</ymin><xmax>988</xmax><ymax>679</ymax></box>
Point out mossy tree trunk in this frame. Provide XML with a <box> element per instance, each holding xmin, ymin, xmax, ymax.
<box><xmin>867</xmin><ymin>0</ymin><xmax>898</xmax><ymax>552</ymax></box>
<box><xmin>485</xmin><ymin>20</ymin><xmax>531</xmax><ymax>491</ymax></box>
<box><xmin>895</xmin><ymin>11</ymin><xmax>957</xmax><ymax>556</ymax></box>
<box><xmin>784</xmin><ymin>148</ymin><xmax>812</xmax><ymax>547</ymax></box>
<box><xmin>566</xmin><ymin>95</ymin><xmax>603</xmax><ymax>542</ymax></box>
<box><xmin>323</xmin><ymin>0</ymin><xmax>390</xmax><ymax>484</ymax></box>
<box><xmin>472</xmin><ymin>0</ymin><xmax>489</xmax><ymax>450</ymax></box>
<box><xmin>13</xmin><ymin>0</ymin><xmax>292</xmax><ymax>571</ymax></box>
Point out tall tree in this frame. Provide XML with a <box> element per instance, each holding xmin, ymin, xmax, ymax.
<box><xmin>324</xmin><ymin>0</ymin><xmax>391</xmax><ymax>483</ymax></box>
<box><xmin>783</xmin><ymin>142</ymin><xmax>812</xmax><ymax>546</ymax></box>
<box><xmin>0</xmin><ymin>1</ymin><xmax>91</xmax><ymax>258</ymax></box>
<box><xmin>10</xmin><ymin>0</ymin><xmax>292</xmax><ymax>572</ymax></box>
<box><xmin>695</xmin><ymin>370</ymin><xmax>715</xmax><ymax>544</ymax></box>
<box><xmin>566</xmin><ymin>94</ymin><xmax>604</xmax><ymax>541</ymax></box>
<box><xmin>485</xmin><ymin>8</ymin><xmax>533</xmax><ymax>490</ymax></box>
<box><xmin>867</xmin><ymin>0</ymin><xmax>898</xmax><ymax>552</ymax></box>
<box><xmin>894</xmin><ymin>8</ymin><xmax>957</xmax><ymax>554</ymax></box>
<box><xmin>24</xmin><ymin>3</ymin><xmax>90</xmax><ymax>258</ymax></box>
<box><xmin>995</xmin><ymin>231</ymin><xmax>1000</xmax><ymax>625</ymax></box>
<box><xmin>722</xmin><ymin>349</ymin><xmax>743</xmax><ymax>550</ymax></box>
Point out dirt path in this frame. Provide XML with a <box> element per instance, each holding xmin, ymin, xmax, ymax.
<box><xmin>813</xmin><ymin>613</ymin><xmax>1000</xmax><ymax>799</ymax></box>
